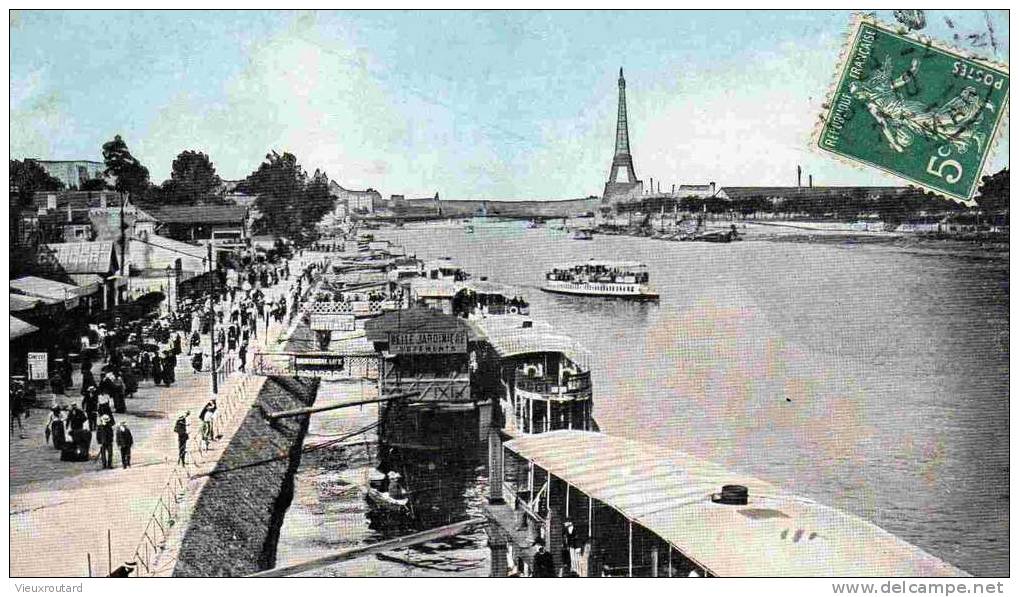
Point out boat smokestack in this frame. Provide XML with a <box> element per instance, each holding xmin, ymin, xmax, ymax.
<box><xmin>711</xmin><ymin>484</ymin><xmax>749</xmax><ymax>505</ymax></box>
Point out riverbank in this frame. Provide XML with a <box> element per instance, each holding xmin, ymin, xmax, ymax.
<box><xmin>171</xmin><ymin>374</ymin><xmax>319</xmax><ymax>576</ymax></box>
<box><xmin>376</xmin><ymin>223</ymin><xmax>1008</xmax><ymax>576</ymax></box>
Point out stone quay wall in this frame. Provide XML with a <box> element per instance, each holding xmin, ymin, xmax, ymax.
<box><xmin>171</xmin><ymin>375</ymin><xmax>319</xmax><ymax>577</ymax></box>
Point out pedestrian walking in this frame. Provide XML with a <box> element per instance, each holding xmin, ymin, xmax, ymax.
<box><xmin>80</xmin><ymin>363</ymin><xmax>96</xmax><ymax>399</ymax></box>
<box><xmin>199</xmin><ymin>400</ymin><xmax>217</xmax><ymax>449</ymax></box>
<box><xmin>163</xmin><ymin>351</ymin><xmax>177</xmax><ymax>386</ymax></box>
<box><xmin>151</xmin><ymin>353</ymin><xmax>163</xmax><ymax>386</ymax></box>
<box><xmin>67</xmin><ymin>403</ymin><xmax>88</xmax><ymax>433</ymax></box>
<box><xmin>96</xmin><ymin>394</ymin><xmax>114</xmax><ymax>425</ymax></box>
<box><xmin>10</xmin><ymin>381</ymin><xmax>29</xmax><ymax>439</ymax></box>
<box><xmin>96</xmin><ymin>415</ymin><xmax>114</xmax><ymax>469</ymax></box>
<box><xmin>115</xmin><ymin>422</ymin><xmax>133</xmax><ymax>468</ymax></box>
<box><xmin>82</xmin><ymin>385</ymin><xmax>99</xmax><ymax>431</ymax></box>
<box><xmin>110</xmin><ymin>371</ymin><xmax>127</xmax><ymax>414</ymax></box>
<box><xmin>46</xmin><ymin>406</ymin><xmax>66</xmax><ymax>449</ymax></box>
<box><xmin>192</xmin><ymin>351</ymin><xmax>204</xmax><ymax>374</ymax></box>
<box><xmin>174</xmin><ymin>412</ymin><xmax>190</xmax><ymax>465</ymax></box>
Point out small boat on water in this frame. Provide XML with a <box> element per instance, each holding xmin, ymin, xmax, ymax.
<box><xmin>541</xmin><ymin>260</ymin><xmax>659</xmax><ymax>300</ymax></box>
<box><xmin>366</xmin><ymin>487</ymin><xmax>412</xmax><ymax>515</ymax></box>
<box><xmin>526</xmin><ymin>219</ymin><xmax>541</xmax><ymax>229</ymax></box>
<box><xmin>366</xmin><ymin>470</ymin><xmax>411</xmax><ymax>515</ymax></box>
<box><xmin>464</xmin><ymin>224</ymin><xmax>475</xmax><ymax>234</ymax></box>
<box><xmin>571</xmin><ymin>228</ymin><xmax>594</xmax><ymax>240</ymax></box>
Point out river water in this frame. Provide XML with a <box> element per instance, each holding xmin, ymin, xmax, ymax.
<box><xmin>384</xmin><ymin>220</ymin><xmax>1008</xmax><ymax>576</ymax></box>
<box><xmin>279</xmin><ymin>220</ymin><xmax>1008</xmax><ymax>576</ymax></box>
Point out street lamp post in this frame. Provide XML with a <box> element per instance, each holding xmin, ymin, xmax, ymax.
<box><xmin>207</xmin><ymin>243</ymin><xmax>218</xmax><ymax>395</ymax></box>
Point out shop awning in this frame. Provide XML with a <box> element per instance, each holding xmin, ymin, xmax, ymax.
<box><xmin>9</xmin><ymin>293</ymin><xmax>44</xmax><ymax>312</ymax></box>
<box><xmin>11</xmin><ymin>276</ymin><xmax>85</xmax><ymax>300</ymax></box>
<box><xmin>69</xmin><ymin>274</ymin><xmax>104</xmax><ymax>293</ymax></box>
<box><xmin>10</xmin><ymin>316</ymin><xmax>39</xmax><ymax>340</ymax></box>
<box><xmin>503</xmin><ymin>431</ymin><xmax>966</xmax><ymax>577</ymax></box>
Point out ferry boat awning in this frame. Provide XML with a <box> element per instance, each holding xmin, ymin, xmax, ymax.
<box><xmin>503</xmin><ymin>431</ymin><xmax>966</xmax><ymax>577</ymax></box>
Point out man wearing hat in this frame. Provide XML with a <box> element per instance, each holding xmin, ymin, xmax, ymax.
<box><xmin>115</xmin><ymin>421</ymin><xmax>134</xmax><ymax>469</ymax></box>
<box><xmin>386</xmin><ymin>471</ymin><xmax>407</xmax><ymax>500</ymax></box>
<box><xmin>532</xmin><ymin>540</ymin><xmax>555</xmax><ymax>578</ymax></box>
<box><xmin>96</xmin><ymin>415</ymin><xmax>115</xmax><ymax>469</ymax></box>
<box><xmin>174</xmin><ymin>412</ymin><xmax>190</xmax><ymax>465</ymax></box>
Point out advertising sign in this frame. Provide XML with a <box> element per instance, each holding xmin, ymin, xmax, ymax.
<box><xmin>309</xmin><ymin>313</ymin><xmax>356</xmax><ymax>332</ymax></box>
<box><xmin>294</xmin><ymin>355</ymin><xmax>346</xmax><ymax>373</ymax></box>
<box><xmin>27</xmin><ymin>352</ymin><xmax>48</xmax><ymax>381</ymax></box>
<box><xmin>389</xmin><ymin>331</ymin><xmax>468</xmax><ymax>354</ymax></box>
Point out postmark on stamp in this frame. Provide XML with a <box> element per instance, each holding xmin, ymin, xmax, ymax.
<box><xmin>815</xmin><ymin>16</ymin><xmax>1009</xmax><ymax>205</ymax></box>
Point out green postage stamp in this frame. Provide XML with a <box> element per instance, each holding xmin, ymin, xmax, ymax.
<box><xmin>816</xmin><ymin>16</ymin><xmax>1009</xmax><ymax>205</ymax></box>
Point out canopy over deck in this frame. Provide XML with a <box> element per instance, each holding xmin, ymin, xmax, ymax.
<box><xmin>476</xmin><ymin>317</ymin><xmax>590</xmax><ymax>370</ymax></box>
<box><xmin>552</xmin><ymin>260</ymin><xmax>646</xmax><ymax>269</ymax></box>
<box><xmin>458</xmin><ymin>280</ymin><xmax>521</xmax><ymax>297</ymax></box>
<box><xmin>410</xmin><ymin>279</ymin><xmax>459</xmax><ymax>298</ymax></box>
<box><xmin>503</xmin><ymin>431</ymin><xmax>966</xmax><ymax>577</ymax></box>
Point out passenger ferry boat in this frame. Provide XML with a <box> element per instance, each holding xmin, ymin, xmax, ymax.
<box><xmin>541</xmin><ymin>261</ymin><xmax>659</xmax><ymax>300</ymax></box>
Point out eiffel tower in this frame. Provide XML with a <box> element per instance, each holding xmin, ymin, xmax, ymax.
<box><xmin>603</xmin><ymin>68</ymin><xmax>644</xmax><ymax>200</ymax></box>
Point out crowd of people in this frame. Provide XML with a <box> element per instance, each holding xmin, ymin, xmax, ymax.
<box><xmin>13</xmin><ymin>252</ymin><xmax>320</xmax><ymax>472</ymax></box>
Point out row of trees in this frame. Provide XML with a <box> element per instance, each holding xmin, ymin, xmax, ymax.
<box><xmin>615</xmin><ymin>168</ymin><xmax>1009</xmax><ymax>223</ymax></box>
<box><xmin>11</xmin><ymin>135</ymin><xmax>339</xmax><ymax>240</ymax></box>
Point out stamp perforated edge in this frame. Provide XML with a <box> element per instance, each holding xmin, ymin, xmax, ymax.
<box><xmin>810</xmin><ymin>12</ymin><xmax>1010</xmax><ymax>208</ymax></box>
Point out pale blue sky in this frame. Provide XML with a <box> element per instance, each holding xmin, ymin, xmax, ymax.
<box><xmin>10</xmin><ymin>10</ymin><xmax>1009</xmax><ymax>199</ymax></box>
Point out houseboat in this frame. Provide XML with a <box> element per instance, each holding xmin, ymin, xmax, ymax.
<box><xmin>492</xmin><ymin>430</ymin><xmax>968</xmax><ymax>578</ymax></box>
<box><xmin>476</xmin><ymin>316</ymin><xmax>594</xmax><ymax>435</ymax></box>
<box><xmin>541</xmin><ymin>261</ymin><xmax>658</xmax><ymax>300</ymax></box>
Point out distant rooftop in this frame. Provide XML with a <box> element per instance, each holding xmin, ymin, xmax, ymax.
<box><xmin>148</xmin><ymin>205</ymin><xmax>248</xmax><ymax>224</ymax></box>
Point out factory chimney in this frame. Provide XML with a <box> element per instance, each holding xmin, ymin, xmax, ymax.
<box><xmin>809</xmin><ymin>174</ymin><xmax>813</xmax><ymax>188</ymax></box>
<box><xmin>797</xmin><ymin>165</ymin><xmax>802</xmax><ymax>188</ymax></box>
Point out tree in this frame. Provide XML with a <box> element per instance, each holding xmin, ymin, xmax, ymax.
<box><xmin>9</xmin><ymin>159</ymin><xmax>64</xmax><ymax>206</ymax></box>
<box><xmin>240</xmin><ymin>151</ymin><xmax>308</xmax><ymax>238</ymax></box>
<box><xmin>160</xmin><ymin>150</ymin><xmax>223</xmax><ymax>205</ymax></box>
<box><xmin>976</xmin><ymin>168</ymin><xmax>1009</xmax><ymax>212</ymax></box>
<box><xmin>102</xmin><ymin>134</ymin><xmax>150</xmax><ymax>197</ymax></box>
<box><xmin>79</xmin><ymin>177</ymin><xmax>109</xmax><ymax>191</ymax></box>
<box><xmin>303</xmin><ymin>168</ymin><xmax>336</xmax><ymax>229</ymax></box>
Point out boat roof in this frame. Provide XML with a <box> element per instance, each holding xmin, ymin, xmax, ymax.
<box><xmin>552</xmin><ymin>260</ymin><xmax>646</xmax><ymax>269</ymax></box>
<box><xmin>410</xmin><ymin>279</ymin><xmax>459</xmax><ymax>298</ymax></box>
<box><xmin>475</xmin><ymin>317</ymin><xmax>590</xmax><ymax>369</ymax></box>
<box><xmin>425</xmin><ymin>258</ymin><xmax>465</xmax><ymax>270</ymax></box>
<box><xmin>458</xmin><ymin>280</ymin><xmax>521</xmax><ymax>296</ymax></box>
<box><xmin>503</xmin><ymin>431</ymin><xmax>966</xmax><ymax>577</ymax></box>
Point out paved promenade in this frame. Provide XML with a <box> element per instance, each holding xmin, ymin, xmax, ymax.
<box><xmin>9</xmin><ymin>267</ymin><xmax>306</xmax><ymax>577</ymax></box>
